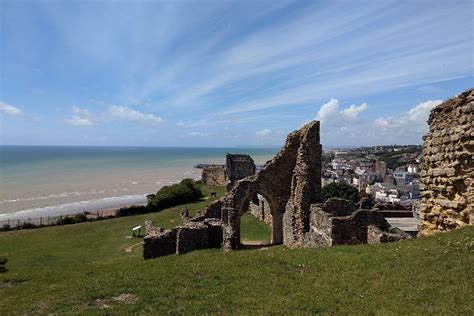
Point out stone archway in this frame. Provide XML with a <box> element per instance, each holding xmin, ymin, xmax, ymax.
<box><xmin>216</xmin><ymin>120</ymin><xmax>322</xmax><ymax>250</ymax></box>
<box><xmin>237</xmin><ymin>189</ymin><xmax>283</xmax><ymax>246</ymax></box>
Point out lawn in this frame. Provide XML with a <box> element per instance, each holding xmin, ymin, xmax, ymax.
<box><xmin>0</xmin><ymin>185</ymin><xmax>473</xmax><ymax>314</ymax></box>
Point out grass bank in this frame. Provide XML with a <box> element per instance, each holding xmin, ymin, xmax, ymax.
<box><xmin>0</xmin><ymin>185</ymin><xmax>472</xmax><ymax>314</ymax></box>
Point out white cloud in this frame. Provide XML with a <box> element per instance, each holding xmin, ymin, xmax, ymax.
<box><xmin>0</xmin><ymin>102</ymin><xmax>23</xmax><ymax>116</ymax></box>
<box><xmin>256</xmin><ymin>129</ymin><xmax>271</xmax><ymax>136</ymax></box>
<box><xmin>175</xmin><ymin>119</ymin><xmax>208</xmax><ymax>128</ymax></box>
<box><xmin>64</xmin><ymin>115</ymin><xmax>94</xmax><ymax>126</ymax></box>
<box><xmin>315</xmin><ymin>98</ymin><xmax>367</xmax><ymax>126</ymax></box>
<box><xmin>189</xmin><ymin>131</ymin><xmax>209</xmax><ymax>137</ymax></box>
<box><xmin>374</xmin><ymin>100</ymin><xmax>442</xmax><ymax>130</ymax></box>
<box><xmin>106</xmin><ymin>105</ymin><xmax>163</xmax><ymax>125</ymax></box>
<box><xmin>64</xmin><ymin>106</ymin><xmax>95</xmax><ymax>127</ymax></box>
<box><xmin>72</xmin><ymin>105</ymin><xmax>91</xmax><ymax>116</ymax></box>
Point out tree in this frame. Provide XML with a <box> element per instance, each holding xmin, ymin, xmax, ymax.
<box><xmin>320</xmin><ymin>182</ymin><xmax>359</xmax><ymax>203</ymax></box>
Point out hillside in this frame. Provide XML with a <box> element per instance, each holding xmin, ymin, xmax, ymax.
<box><xmin>0</xmin><ymin>186</ymin><xmax>472</xmax><ymax>314</ymax></box>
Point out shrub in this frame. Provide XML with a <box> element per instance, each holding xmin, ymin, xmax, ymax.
<box><xmin>147</xmin><ymin>178</ymin><xmax>204</xmax><ymax>210</ymax></box>
<box><xmin>115</xmin><ymin>205</ymin><xmax>149</xmax><ymax>217</ymax></box>
<box><xmin>1</xmin><ymin>224</ymin><xmax>11</xmax><ymax>231</ymax></box>
<box><xmin>19</xmin><ymin>222</ymin><xmax>37</xmax><ymax>230</ymax></box>
<box><xmin>56</xmin><ymin>213</ymin><xmax>88</xmax><ymax>225</ymax></box>
<box><xmin>320</xmin><ymin>182</ymin><xmax>359</xmax><ymax>203</ymax></box>
<box><xmin>115</xmin><ymin>179</ymin><xmax>204</xmax><ymax>217</ymax></box>
<box><xmin>0</xmin><ymin>257</ymin><xmax>8</xmax><ymax>273</ymax></box>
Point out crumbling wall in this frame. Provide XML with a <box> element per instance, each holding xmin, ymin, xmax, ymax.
<box><xmin>201</xmin><ymin>165</ymin><xmax>226</xmax><ymax>186</ymax></box>
<box><xmin>225</xmin><ymin>154</ymin><xmax>255</xmax><ymax>190</ymax></box>
<box><xmin>143</xmin><ymin>220</ymin><xmax>222</xmax><ymax>259</ymax></box>
<box><xmin>419</xmin><ymin>88</ymin><xmax>474</xmax><ymax>236</ymax></box>
<box><xmin>249</xmin><ymin>194</ymin><xmax>272</xmax><ymax>225</ymax></box>
<box><xmin>304</xmin><ymin>198</ymin><xmax>410</xmax><ymax>247</ymax></box>
<box><xmin>283</xmin><ymin>121</ymin><xmax>322</xmax><ymax>246</ymax></box>
<box><xmin>143</xmin><ymin>229</ymin><xmax>177</xmax><ymax>259</ymax></box>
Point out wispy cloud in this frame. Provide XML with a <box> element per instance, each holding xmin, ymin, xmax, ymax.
<box><xmin>0</xmin><ymin>102</ymin><xmax>22</xmax><ymax>116</ymax></box>
<box><xmin>189</xmin><ymin>131</ymin><xmax>209</xmax><ymax>137</ymax></box>
<box><xmin>106</xmin><ymin>105</ymin><xmax>163</xmax><ymax>125</ymax></box>
<box><xmin>64</xmin><ymin>116</ymin><xmax>94</xmax><ymax>126</ymax></box>
<box><xmin>256</xmin><ymin>129</ymin><xmax>271</xmax><ymax>136</ymax></box>
<box><xmin>64</xmin><ymin>105</ymin><xmax>164</xmax><ymax>127</ymax></box>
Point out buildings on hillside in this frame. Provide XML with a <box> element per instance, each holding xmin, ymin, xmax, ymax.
<box><xmin>322</xmin><ymin>146</ymin><xmax>422</xmax><ymax>207</ymax></box>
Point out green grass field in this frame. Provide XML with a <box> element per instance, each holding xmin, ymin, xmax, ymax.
<box><xmin>0</xmin><ymin>185</ymin><xmax>473</xmax><ymax>314</ymax></box>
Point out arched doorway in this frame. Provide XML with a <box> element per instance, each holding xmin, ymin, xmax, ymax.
<box><xmin>236</xmin><ymin>191</ymin><xmax>283</xmax><ymax>248</ymax></box>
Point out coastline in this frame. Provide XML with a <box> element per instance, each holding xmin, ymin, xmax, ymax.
<box><xmin>0</xmin><ymin>146</ymin><xmax>277</xmax><ymax>223</ymax></box>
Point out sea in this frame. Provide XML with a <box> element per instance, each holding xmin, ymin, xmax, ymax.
<box><xmin>0</xmin><ymin>146</ymin><xmax>278</xmax><ymax>221</ymax></box>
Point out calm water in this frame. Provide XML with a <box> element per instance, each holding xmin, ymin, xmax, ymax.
<box><xmin>0</xmin><ymin>146</ymin><xmax>278</xmax><ymax>220</ymax></box>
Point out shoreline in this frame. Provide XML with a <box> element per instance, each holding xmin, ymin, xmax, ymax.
<box><xmin>0</xmin><ymin>195</ymin><xmax>149</xmax><ymax>224</ymax></box>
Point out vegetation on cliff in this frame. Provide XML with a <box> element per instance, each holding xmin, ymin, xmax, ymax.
<box><xmin>117</xmin><ymin>178</ymin><xmax>204</xmax><ymax>217</ymax></box>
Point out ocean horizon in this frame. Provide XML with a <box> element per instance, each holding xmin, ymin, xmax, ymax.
<box><xmin>0</xmin><ymin>145</ymin><xmax>278</xmax><ymax>221</ymax></box>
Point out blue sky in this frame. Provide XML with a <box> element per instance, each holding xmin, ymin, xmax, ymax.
<box><xmin>0</xmin><ymin>0</ymin><xmax>473</xmax><ymax>147</ymax></box>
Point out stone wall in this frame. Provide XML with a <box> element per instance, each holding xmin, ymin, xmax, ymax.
<box><xmin>248</xmin><ymin>194</ymin><xmax>272</xmax><ymax>225</ymax></box>
<box><xmin>143</xmin><ymin>220</ymin><xmax>222</xmax><ymax>259</ymax></box>
<box><xmin>419</xmin><ymin>88</ymin><xmax>474</xmax><ymax>236</ymax></box>
<box><xmin>201</xmin><ymin>165</ymin><xmax>226</xmax><ymax>186</ymax></box>
<box><xmin>304</xmin><ymin>198</ymin><xmax>410</xmax><ymax>247</ymax></box>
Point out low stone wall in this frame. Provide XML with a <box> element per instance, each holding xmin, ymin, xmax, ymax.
<box><xmin>419</xmin><ymin>88</ymin><xmax>473</xmax><ymax>236</ymax></box>
<box><xmin>143</xmin><ymin>220</ymin><xmax>223</xmax><ymax>259</ymax></box>
<box><xmin>304</xmin><ymin>198</ymin><xmax>410</xmax><ymax>247</ymax></box>
<box><xmin>201</xmin><ymin>165</ymin><xmax>226</xmax><ymax>186</ymax></box>
<box><xmin>176</xmin><ymin>223</ymin><xmax>210</xmax><ymax>255</ymax></box>
<box><xmin>143</xmin><ymin>229</ymin><xmax>177</xmax><ymax>259</ymax></box>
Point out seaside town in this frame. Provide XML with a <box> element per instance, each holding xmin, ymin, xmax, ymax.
<box><xmin>322</xmin><ymin>145</ymin><xmax>422</xmax><ymax>211</ymax></box>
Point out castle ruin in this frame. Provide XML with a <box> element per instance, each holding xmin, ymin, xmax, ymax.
<box><xmin>143</xmin><ymin>120</ymin><xmax>409</xmax><ymax>259</ymax></box>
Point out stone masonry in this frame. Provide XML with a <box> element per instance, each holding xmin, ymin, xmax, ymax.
<box><xmin>201</xmin><ymin>165</ymin><xmax>226</xmax><ymax>186</ymax></box>
<box><xmin>305</xmin><ymin>198</ymin><xmax>410</xmax><ymax>246</ymax></box>
<box><xmin>225</xmin><ymin>154</ymin><xmax>255</xmax><ymax>191</ymax></box>
<box><xmin>419</xmin><ymin>88</ymin><xmax>474</xmax><ymax>236</ymax></box>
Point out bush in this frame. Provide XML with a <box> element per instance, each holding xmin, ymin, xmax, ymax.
<box><xmin>115</xmin><ymin>205</ymin><xmax>149</xmax><ymax>217</ymax></box>
<box><xmin>147</xmin><ymin>178</ymin><xmax>204</xmax><ymax>211</ymax></box>
<box><xmin>0</xmin><ymin>257</ymin><xmax>8</xmax><ymax>273</ymax></box>
<box><xmin>56</xmin><ymin>214</ymin><xmax>88</xmax><ymax>226</ymax></box>
<box><xmin>19</xmin><ymin>222</ymin><xmax>37</xmax><ymax>230</ymax></box>
<box><xmin>320</xmin><ymin>182</ymin><xmax>359</xmax><ymax>203</ymax></box>
<box><xmin>114</xmin><ymin>179</ymin><xmax>205</xmax><ymax>218</ymax></box>
<box><xmin>1</xmin><ymin>224</ymin><xmax>11</xmax><ymax>231</ymax></box>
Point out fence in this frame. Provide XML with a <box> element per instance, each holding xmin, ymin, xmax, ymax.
<box><xmin>0</xmin><ymin>210</ymin><xmax>113</xmax><ymax>230</ymax></box>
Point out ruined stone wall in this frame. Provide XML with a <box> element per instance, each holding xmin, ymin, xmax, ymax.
<box><xmin>249</xmin><ymin>194</ymin><xmax>272</xmax><ymax>225</ymax></box>
<box><xmin>419</xmin><ymin>88</ymin><xmax>474</xmax><ymax>236</ymax></box>
<box><xmin>201</xmin><ymin>165</ymin><xmax>226</xmax><ymax>186</ymax></box>
<box><xmin>143</xmin><ymin>220</ymin><xmax>222</xmax><ymax>259</ymax></box>
<box><xmin>304</xmin><ymin>198</ymin><xmax>410</xmax><ymax>247</ymax></box>
<box><xmin>225</xmin><ymin>154</ymin><xmax>255</xmax><ymax>190</ymax></box>
<box><xmin>283</xmin><ymin>121</ymin><xmax>322</xmax><ymax>246</ymax></box>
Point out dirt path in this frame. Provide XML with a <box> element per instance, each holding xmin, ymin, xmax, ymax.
<box><xmin>124</xmin><ymin>242</ymin><xmax>144</xmax><ymax>253</ymax></box>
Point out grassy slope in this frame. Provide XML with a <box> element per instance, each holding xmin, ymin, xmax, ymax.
<box><xmin>0</xmin><ymin>185</ymin><xmax>472</xmax><ymax>314</ymax></box>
